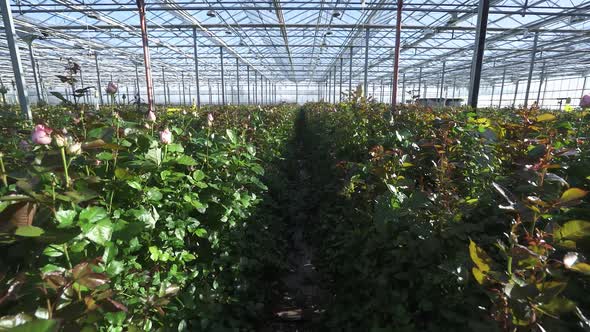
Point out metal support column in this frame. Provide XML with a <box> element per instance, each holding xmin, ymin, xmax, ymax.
<box><xmin>498</xmin><ymin>67</ymin><xmax>506</xmax><ymax>108</ymax></box>
<box><xmin>94</xmin><ymin>53</ymin><xmax>104</xmax><ymax>106</ymax></box>
<box><xmin>339</xmin><ymin>58</ymin><xmax>343</xmax><ymax>102</ymax></box>
<box><xmin>137</xmin><ymin>0</ymin><xmax>154</xmax><ymax>112</ymax></box>
<box><xmin>490</xmin><ymin>83</ymin><xmax>495</xmax><ymax>107</ymax></box>
<box><xmin>580</xmin><ymin>76</ymin><xmax>588</xmax><ymax>100</ymax></box>
<box><xmin>247</xmin><ymin>66</ymin><xmax>250</xmax><ymax>105</ymax></box>
<box><xmin>328</xmin><ymin>70</ymin><xmax>332</xmax><ymax>103</ymax></box>
<box><xmin>333</xmin><ymin>68</ymin><xmax>337</xmax><ymax>103</ymax></box>
<box><xmin>254</xmin><ymin>72</ymin><xmax>257</xmax><ymax>104</ymax></box>
<box><xmin>220</xmin><ymin>47</ymin><xmax>225</xmax><ymax>105</ymax></box>
<box><xmin>134</xmin><ymin>63</ymin><xmax>140</xmax><ymax>99</ymax></box>
<box><xmin>295</xmin><ymin>82</ymin><xmax>299</xmax><ymax>104</ymax></box>
<box><xmin>1</xmin><ymin>0</ymin><xmax>31</xmax><ymax>119</ymax></box>
<box><xmin>236</xmin><ymin>58</ymin><xmax>240</xmax><ymax>105</ymax></box>
<box><xmin>162</xmin><ymin>67</ymin><xmax>167</xmax><ymax>106</ymax></box>
<box><xmin>401</xmin><ymin>72</ymin><xmax>406</xmax><ymax>104</ymax></box>
<box><xmin>513</xmin><ymin>80</ymin><xmax>520</xmax><ymax>107</ymax></box>
<box><xmin>181</xmin><ymin>72</ymin><xmax>186</xmax><ymax>106</ymax></box>
<box><xmin>363</xmin><ymin>28</ymin><xmax>370</xmax><ymax>97</ymax></box>
<box><xmin>192</xmin><ymin>27</ymin><xmax>201</xmax><ymax>109</ymax></box>
<box><xmin>524</xmin><ymin>32</ymin><xmax>539</xmax><ymax>108</ymax></box>
<box><xmin>467</xmin><ymin>0</ymin><xmax>490</xmax><ymax>108</ymax></box>
<box><xmin>439</xmin><ymin>61</ymin><xmax>446</xmax><ymax>100</ymax></box>
<box><xmin>207</xmin><ymin>79</ymin><xmax>212</xmax><ymax>105</ymax></box>
<box><xmin>349</xmin><ymin>46</ymin><xmax>353</xmax><ymax>96</ymax></box>
<box><xmin>392</xmin><ymin>0</ymin><xmax>403</xmax><ymax>107</ymax></box>
<box><xmin>418</xmin><ymin>67</ymin><xmax>423</xmax><ymax>97</ymax></box>
<box><xmin>536</xmin><ymin>61</ymin><xmax>546</xmax><ymax>104</ymax></box>
<box><xmin>27</xmin><ymin>43</ymin><xmax>42</xmax><ymax>103</ymax></box>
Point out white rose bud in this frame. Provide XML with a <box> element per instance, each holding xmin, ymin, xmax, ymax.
<box><xmin>54</xmin><ymin>134</ymin><xmax>68</xmax><ymax>148</ymax></box>
<box><xmin>67</xmin><ymin>142</ymin><xmax>82</xmax><ymax>155</ymax></box>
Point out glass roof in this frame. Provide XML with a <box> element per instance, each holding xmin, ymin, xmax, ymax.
<box><xmin>1</xmin><ymin>0</ymin><xmax>589</xmax><ymax>92</ymax></box>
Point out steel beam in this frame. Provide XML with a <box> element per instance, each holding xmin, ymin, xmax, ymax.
<box><xmin>467</xmin><ymin>0</ymin><xmax>490</xmax><ymax>109</ymax></box>
<box><xmin>0</xmin><ymin>0</ymin><xmax>31</xmax><ymax>119</ymax></box>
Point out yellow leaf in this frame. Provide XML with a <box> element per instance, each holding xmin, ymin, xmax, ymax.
<box><xmin>472</xmin><ymin>267</ymin><xmax>486</xmax><ymax>285</ymax></box>
<box><xmin>535</xmin><ymin>113</ymin><xmax>556</xmax><ymax>122</ymax></box>
<box><xmin>555</xmin><ymin>220</ymin><xmax>590</xmax><ymax>242</ymax></box>
<box><xmin>469</xmin><ymin>239</ymin><xmax>493</xmax><ymax>272</ymax></box>
<box><xmin>570</xmin><ymin>262</ymin><xmax>590</xmax><ymax>276</ymax></box>
<box><xmin>560</xmin><ymin>188</ymin><xmax>588</xmax><ymax>203</ymax></box>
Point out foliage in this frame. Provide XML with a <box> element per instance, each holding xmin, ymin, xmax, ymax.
<box><xmin>0</xmin><ymin>103</ymin><xmax>296</xmax><ymax>331</ymax></box>
<box><xmin>301</xmin><ymin>101</ymin><xmax>590</xmax><ymax>331</ymax></box>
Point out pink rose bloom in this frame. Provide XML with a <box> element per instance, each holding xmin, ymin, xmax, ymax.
<box><xmin>146</xmin><ymin>111</ymin><xmax>156</xmax><ymax>123</ymax></box>
<box><xmin>31</xmin><ymin>124</ymin><xmax>53</xmax><ymax>145</ymax></box>
<box><xmin>580</xmin><ymin>95</ymin><xmax>590</xmax><ymax>108</ymax></box>
<box><xmin>106</xmin><ymin>81</ymin><xmax>118</xmax><ymax>95</ymax></box>
<box><xmin>207</xmin><ymin>113</ymin><xmax>214</xmax><ymax>127</ymax></box>
<box><xmin>159</xmin><ymin>128</ymin><xmax>172</xmax><ymax>145</ymax></box>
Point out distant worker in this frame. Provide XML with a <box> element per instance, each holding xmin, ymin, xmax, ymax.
<box><xmin>581</xmin><ymin>95</ymin><xmax>590</xmax><ymax>109</ymax></box>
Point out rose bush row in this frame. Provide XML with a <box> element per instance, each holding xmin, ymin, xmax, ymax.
<box><xmin>0</xmin><ymin>104</ymin><xmax>296</xmax><ymax>331</ymax></box>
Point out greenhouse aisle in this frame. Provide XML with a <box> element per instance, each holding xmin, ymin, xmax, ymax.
<box><xmin>262</xmin><ymin>110</ymin><xmax>326</xmax><ymax>331</ymax></box>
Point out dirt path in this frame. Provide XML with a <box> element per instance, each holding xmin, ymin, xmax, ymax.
<box><xmin>262</xmin><ymin>112</ymin><xmax>323</xmax><ymax>331</ymax></box>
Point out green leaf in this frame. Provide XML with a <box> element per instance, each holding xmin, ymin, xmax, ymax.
<box><xmin>79</xmin><ymin>206</ymin><xmax>108</xmax><ymax>224</ymax></box>
<box><xmin>146</xmin><ymin>188</ymin><xmax>162</xmax><ymax>202</ymax></box>
<box><xmin>55</xmin><ymin>209</ymin><xmax>77</xmax><ymax>228</ymax></box>
<box><xmin>106</xmin><ymin>260</ymin><xmax>125</xmax><ymax>276</ymax></box>
<box><xmin>96</xmin><ymin>151</ymin><xmax>114</xmax><ymax>161</ymax></box>
<box><xmin>555</xmin><ymin>220</ymin><xmax>590</xmax><ymax>242</ymax></box>
<box><xmin>9</xmin><ymin>319</ymin><xmax>59</xmax><ymax>332</ymax></box>
<box><xmin>538</xmin><ymin>297</ymin><xmax>577</xmax><ymax>316</ymax></box>
<box><xmin>192</xmin><ymin>170</ymin><xmax>205</xmax><ymax>181</ymax></box>
<box><xmin>148</xmin><ymin>246</ymin><xmax>159</xmax><ymax>261</ymax></box>
<box><xmin>226</xmin><ymin>129</ymin><xmax>237</xmax><ymax>144</ymax></box>
<box><xmin>127</xmin><ymin>181</ymin><xmax>142</xmax><ymax>191</ymax></box>
<box><xmin>15</xmin><ymin>226</ymin><xmax>44</xmax><ymax>237</ymax></box>
<box><xmin>194</xmin><ymin>228</ymin><xmax>207</xmax><ymax>238</ymax></box>
<box><xmin>84</xmin><ymin>219</ymin><xmax>113</xmax><ymax>246</ymax></box>
<box><xmin>176</xmin><ymin>155</ymin><xmax>197</xmax><ymax>166</ymax></box>
<box><xmin>560</xmin><ymin>188</ymin><xmax>588</xmax><ymax>203</ymax></box>
<box><xmin>535</xmin><ymin>113</ymin><xmax>557</xmax><ymax>122</ymax></box>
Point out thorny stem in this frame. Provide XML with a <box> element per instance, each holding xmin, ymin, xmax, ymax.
<box><xmin>0</xmin><ymin>153</ymin><xmax>7</xmax><ymax>187</ymax></box>
<box><xmin>60</xmin><ymin>147</ymin><xmax>71</xmax><ymax>188</ymax></box>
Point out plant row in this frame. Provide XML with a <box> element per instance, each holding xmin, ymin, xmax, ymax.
<box><xmin>0</xmin><ymin>104</ymin><xmax>296</xmax><ymax>331</ymax></box>
<box><xmin>301</xmin><ymin>100</ymin><xmax>590</xmax><ymax>331</ymax></box>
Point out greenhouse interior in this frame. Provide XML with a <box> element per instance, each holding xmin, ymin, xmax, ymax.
<box><xmin>0</xmin><ymin>0</ymin><xmax>589</xmax><ymax>331</ymax></box>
